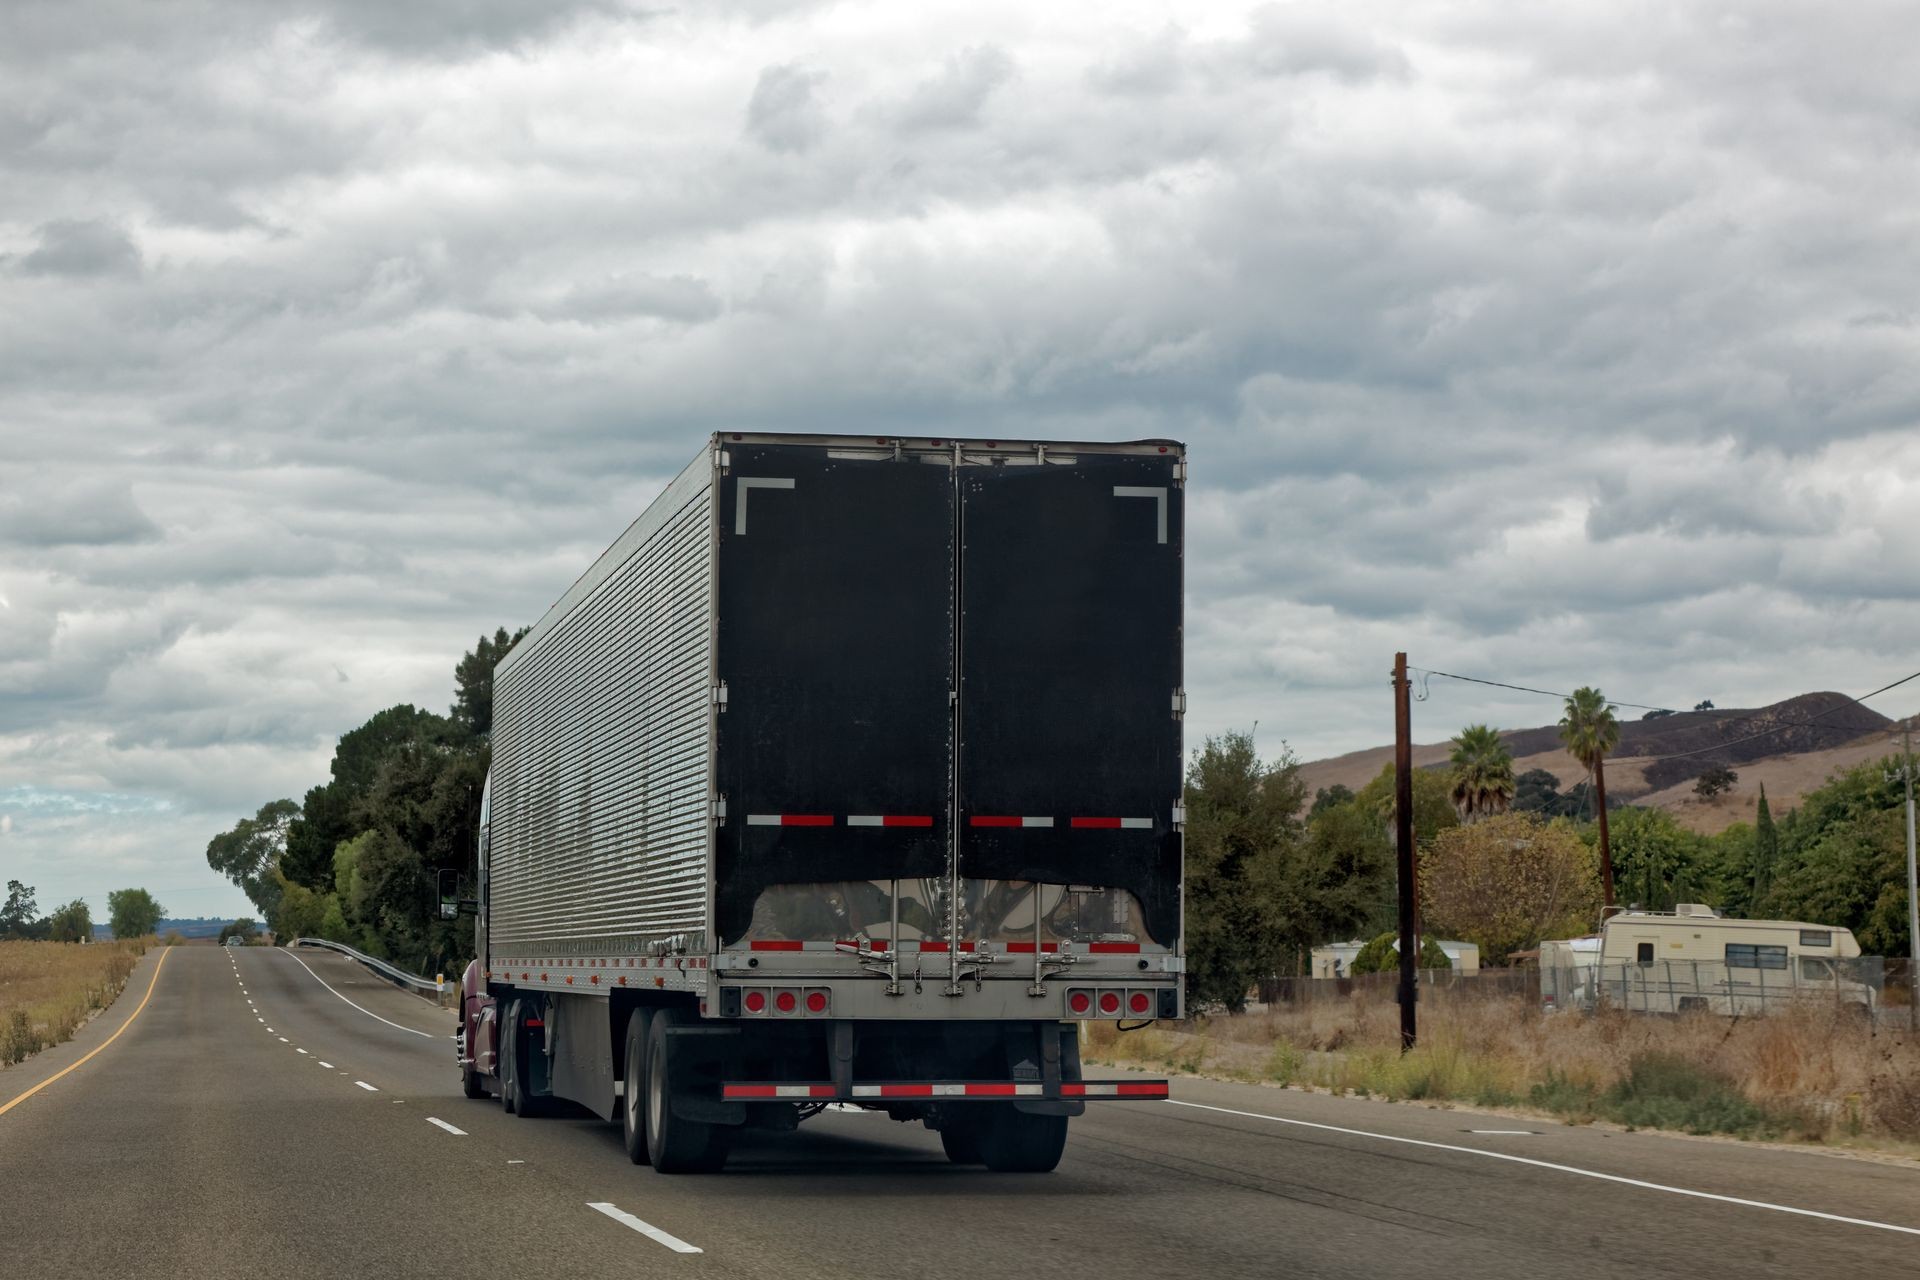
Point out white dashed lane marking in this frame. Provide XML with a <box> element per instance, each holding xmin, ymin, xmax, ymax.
<box><xmin>355</xmin><ymin>1081</ymin><xmax>379</xmax><ymax>1092</ymax></box>
<box><xmin>588</xmin><ymin>1203</ymin><xmax>701</xmax><ymax>1254</ymax></box>
<box><xmin>426</xmin><ymin>1117</ymin><xmax>467</xmax><ymax>1136</ymax></box>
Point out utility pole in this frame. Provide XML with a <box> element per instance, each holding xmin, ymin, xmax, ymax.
<box><xmin>1393</xmin><ymin>652</ymin><xmax>1417</xmax><ymax>1052</ymax></box>
<box><xmin>1899</xmin><ymin>718</ymin><xmax>1917</xmax><ymax>1034</ymax></box>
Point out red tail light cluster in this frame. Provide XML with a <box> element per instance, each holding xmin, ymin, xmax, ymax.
<box><xmin>1065</xmin><ymin>987</ymin><xmax>1167</xmax><ymax>1020</ymax></box>
<box><xmin>735</xmin><ymin>986</ymin><xmax>830</xmax><ymax>1017</ymax></box>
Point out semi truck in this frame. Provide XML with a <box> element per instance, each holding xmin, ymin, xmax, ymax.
<box><xmin>456</xmin><ymin>433</ymin><xmax>1184</xmax><ymax>1172</ymax></box>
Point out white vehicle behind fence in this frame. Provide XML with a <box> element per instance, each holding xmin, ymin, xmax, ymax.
<box><xmin>1540</xmin><ymin>905</ymin><xmax>1878</xmax><ymax>1017</ymax></box>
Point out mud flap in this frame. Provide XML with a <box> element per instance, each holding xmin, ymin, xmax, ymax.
<box><xmin>1011</xmin><ymin>1024</ymin><xmax>1085</xmax><ymax>1118</ymax></box>
<box><xmin>663</xmin><ymin>1023</ymin><xmax>748</xmax><ymax>1126</ymax></box>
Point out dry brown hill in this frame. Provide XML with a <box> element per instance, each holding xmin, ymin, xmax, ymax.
<box><xmin>1296</xmin><ymin>693</ymin><xmax>1910</xmax><ymax>835</ymax></box>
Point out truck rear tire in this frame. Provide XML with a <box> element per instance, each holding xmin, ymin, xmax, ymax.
<box><xmin>645</xmin><ymin>1010</ymin><xmax>729</xmax><ymax>1174</ymax></box>
<box><xmin>621</xmin><ymin>1010</ymin><xmax>653</xmax><ymax>1165</ymax></box>
<box><xmin>939</xmin><ymin>1119</ymin><xmax>985</xmax><ymax>1165</ymax></box>
<box><xmin>462</xmin><ymin>1060</ymin><xmax>487</xmax><ymax>1100</ymax></box>
<box><xmin>976</xmin><ymin>1106</ymin><xmax>1068</xmax><ymax>1172</ymax></box>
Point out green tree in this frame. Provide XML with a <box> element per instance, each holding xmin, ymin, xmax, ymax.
<box><xmin>47</xmin><ymin>899</ymin><xmax>92</xmax><ymax>943</ymax></box>
<box><xmin>1183</xmin><ymin>732</ymin><xmax>1307</xmax><ymax>1011</ymax></box>
<box><xmin>1349</xmin><ymin>931</ymin><xmax>1449</xmax><ymax>974</ymax></box>
<box><xmin>1751</xmin><ymin>784</ymin><xmax>1778</xmax><ymax>905</ymax></box>
<box><xmin>1304</xmin><ymin>799</ymin><xmax>1397</xmax><ymax>936</ymax></box>
<box><xmin>1309</xmin><ymin>783</ymin><xmax>1354</xmax><ymax>817</ymax></box>
<box><xmin>1602</xmin><ymin>808</ymin><xmax>1706</xmax><ymax>911</ymax></box>
<box><xmin>1512</xmin><ymin>768</ymin><xmax>1571</xmax><ymax>817</ymax></box>
<box><xmin>271</xmin><ymin>872</ymin><xmax>327</xmax><ymax>942</ymax></box>
<box><xmin>206</xmin><ymin>798</ymin><xmax>298</xmax><ymax>920</ymax></box>
<box><xmin>106</xmin><ymin>888</ymin><xmax>164</xmax><ymax>939</ymax></box>
<box><xmin>1560</xmin><ymin>687</ymin><xmax>1622</xmax><ymax>907</ymax></box>
<box><xmin>1757</xmin><ymin>761</ymin><xmax>1910</xmax><ymax>952</ymax></box>
<box><xmin>1422</xmin><ymin>812</ymin><xmax>1602</xmax><ymax>965</ymax></box>
<box><xmin>451</xmin><ymin>626</ymin><xmax>529</xmax><ymax>739</ymax></box>
<box><xmin>1448</xmin><ymin>724</ymin><xmax>1516</xmax><ymax>822</ymax></box>
<box><xmin>218</xmin><ymin>918</ymin><xmax>259</xmax><ymax>944</ymax></box>
<box><xmin>1</xmin><ymin>880</ymin><xmax>40</xmax><ymax>939</ymax></box>
<box><xmin>1693</xmin><ymin>766</ymin><xmax>1738</xmax><ymax>799</ymax></box>
<box><xmin>1354</xmin><ymin>762</ymin><xmax>1460</xmax><ymax>849</ymax></box>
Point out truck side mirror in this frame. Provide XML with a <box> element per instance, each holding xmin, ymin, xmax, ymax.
<box><xmin>437</xmin><ymin>868</ymin><xmax>478</xmax><ymax>919</ymax></box>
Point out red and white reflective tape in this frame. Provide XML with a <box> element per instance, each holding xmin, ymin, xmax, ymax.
<box><xmin>719</xmin><ymin>1080</ymin><xmax>1170</xmax><ymax>1101</ymax></box>
<box><xmin>1069</xmin><ymin>817</ymin><xmax>1153</xmax><ymax>829</ymax></box>
<box><xmin>724</xmin><ymin>1084</ymin><xmax>838</xmax><ymax>1099</ymax></box>
<box><xmin>1062</xmin><ymin>1082</ymin><xmax>1167</xmax><ymax>1098</ymax></box>
<box><xmin>737</xmin><ymin>939</ymin><xmax>1147</xmax><ymax>954</ymax></box>
<box><xmin>969</xmin><ymin>816</ymin><xmax>1054</xmax><ymax>828</ymax></box>
<box><xmin>746</xmin><ymin>814</ymin><xmax>834</xmax><ymax>827</ymax></box>
<box><xmin>846</xmin><ymin>815</ymin><xmax>934</xmax><ymax>828</ymax></box>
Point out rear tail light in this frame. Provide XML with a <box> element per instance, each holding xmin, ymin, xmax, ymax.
<box><xmin>775</xmin><ymin>990</ymin><xmax>797</xmax><ymax>1013</ymax></box>
<box><xmin>805</xmin><ymin>990</ymin><xmax>828</xmax><ymax>1014</ymax></box>
<box><xmin>744</xmin><ymin>990</ymin><xmax>766</xmax><ymax>1014</ymax></box>
<box><xmin>1098</xmin><ymin>991</ymin><xmax>1122</xmax><ymax>1016</ymax></box>
<box><xmin>1128</xmin><ymin>991</ymin><xmax>1152</xmax><ymax>1015</ymax></box>
<box><xmin>1067</xmin><ymin>990</ymin><xmax>1092</xmax><ymax>1016</ymax></box>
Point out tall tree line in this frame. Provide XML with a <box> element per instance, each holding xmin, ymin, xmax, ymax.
<box><xmin>206</xmin><ymin>627</ymin><xmax>525</xmax><ymax>976</ymax></box>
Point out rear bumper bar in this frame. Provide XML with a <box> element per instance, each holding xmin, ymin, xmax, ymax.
<box><xmin>722</xmin><ymin>1079</ymin><xmax>1168</xmax><ymax>1101</ymax></box>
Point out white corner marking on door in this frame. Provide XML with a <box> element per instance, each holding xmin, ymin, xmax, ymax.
<box><xmin>1113</xmin><ymin>486</ymin><xmax>1168</xmax><ymax>544</ymax></box>
<box><xmin>736</xmin><ymin>477</ymin><xmax>796</xmax><ymax>535</ymax></box>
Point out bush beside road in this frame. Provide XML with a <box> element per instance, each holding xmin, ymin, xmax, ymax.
<box><xmin>1086</xmin><ymin>995</ymin><xmax>1920</xmax><ymax>1152</ymax></box>
<box><xmin>0</xmin><ymin>939</ymin><xmax>151</xmax><ymax>1067</ymax></box>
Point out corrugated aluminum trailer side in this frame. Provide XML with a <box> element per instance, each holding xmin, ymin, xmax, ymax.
<box><xmin>487</xmin><ymin>449</ymin><xmax>717</xmax><ymax>968</ymax></box>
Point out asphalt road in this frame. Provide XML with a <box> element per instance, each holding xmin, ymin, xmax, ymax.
<box><xmin>3</xmin><ymin>945</ymin><xmax>1918</xmax><ymax>1279</ymax></box>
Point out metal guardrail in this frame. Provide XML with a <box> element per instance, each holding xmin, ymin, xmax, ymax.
<box><xmin>293</xmin><ymin>937</ymin><xmax>444</xmax><ymax>995</ymax></box>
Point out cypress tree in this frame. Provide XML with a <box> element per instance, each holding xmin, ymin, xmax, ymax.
<box><xmin>1750</xmin><ymin>784</ymin><xmax>1778</xmax><ymax>908</ymax></box>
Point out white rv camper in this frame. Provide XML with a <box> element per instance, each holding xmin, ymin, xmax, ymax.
<box><xmin>1546</xmin><ymin>905</ymin><xmax>1875</xmax><ymax>1016</ymax></box>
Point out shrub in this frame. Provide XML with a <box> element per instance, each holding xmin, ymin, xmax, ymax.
<box><xmin>1350</xmin><ymin>931</ymin><xmax>1449</xmax><ymax>974</ymax></box>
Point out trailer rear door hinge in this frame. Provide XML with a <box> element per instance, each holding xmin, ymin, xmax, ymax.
<box><xmin>712</xmin><ymin>797</ymin><xmax>727</xmax><ymax>824</ymax></box>
<box><xmin>1171</xmin><ymin>460</ymin><xmax>1186</xmax><ymax>485</ymax></box>
<box><xmin>1171</xmin><ymin>688</ymin><xmax>1186</xmax><ymax>719</ymax></box>
<box><xmin>1171</xmin><ymin>802</ymin><xmax>1186</xmax><ymax>830</ymax></box>
<box><xmin>714</xmin><ymin>447</ymin><xmax>731</xmax><ymax>472</ymax></box>
<box><xmin>712</xmin><ymin>681</ymin><xmax>728</xmax><ymax>709</ymax></box>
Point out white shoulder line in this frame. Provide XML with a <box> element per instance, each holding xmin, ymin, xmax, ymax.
<box><xmin>1162</xmin><ymin>1099</ymin><xmax>1920</xmax><ymax>1238</ymax></box>
<box><xmin>276</xmin><ymin>948</ymin><xmax>432</xmax><ymax>1038</ymax></box>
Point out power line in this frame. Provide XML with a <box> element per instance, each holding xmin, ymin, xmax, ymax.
<box><xmin>1413</xmin><ymin>664</ymin><xmax>1920</xmax><ymax>764</ymax></box>
<box><xmin>1411</xmin><ymin>669</ymin><xmax>1677</xmax><ymax>714</ymax></box>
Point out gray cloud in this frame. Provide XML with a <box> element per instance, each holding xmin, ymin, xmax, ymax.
<box><xmin>0</xmin><ymin>1</ymin><xmax>1916</xmax><ymax>914</ymax></box>
<box><xmin>16</xmin><ymin>219</ymin><xmax>142</xmax><ymax>277</ymax></box>
<box><xmin>746</xmin><ymin>64</ymin><xmax>830</xmax><ymax>153</ymax></box>
<box><xmin>0</xmin><ymin>477</ymin><xmax>159</xmax><ymax>546</ymax></box>
<box><xmin>896</xmin><ymin>46</ymin><xmax>1016</xmax><ymax>132</ymax></box>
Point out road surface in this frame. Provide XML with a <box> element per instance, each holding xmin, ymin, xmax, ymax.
<box><xmin>2</xmin><ymin>944</ymin><xmax>1917</xmax><ymax>1278</ymax></box>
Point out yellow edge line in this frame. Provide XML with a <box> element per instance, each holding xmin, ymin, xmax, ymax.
<box><xmin>0</xmin><ymin>946</ymin><xmax>173</xmax><ymax>1118</ymax></box>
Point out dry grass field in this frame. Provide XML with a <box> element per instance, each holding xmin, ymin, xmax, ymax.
<box><xmin>1087</xmin><ymin>993</ymin><xmax>1920</xmax><ymax>1149</ymax></box>
<box><xmin>0</xmin><ymin>939</ymin><xmax>150</xmax><ymax>1067</ymax></box>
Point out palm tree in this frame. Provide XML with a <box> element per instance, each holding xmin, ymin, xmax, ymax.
<box><xmin>1448</xmin><ymin>724</ymin><xmax>1516</xmax><ymax>822</ymax></box>
<box><xmin>1560</xmin><ymin>686</ymin><xmax>1622</xmax><ymax>908</ymax></box>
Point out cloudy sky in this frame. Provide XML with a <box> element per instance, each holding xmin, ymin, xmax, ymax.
<box><xmin>4</xmin><ymin>1</ymin><xmax>1918</xmax><ymax>920</ymax></box>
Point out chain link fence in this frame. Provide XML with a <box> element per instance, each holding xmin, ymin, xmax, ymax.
<box><xmin>1258</xmin><ymin>956</ymin><xmax>1908</xmax><ymax>1022</ymax></box>
<box><xmin>1542</xmin><ymin>956</ymin><xmax>1883</xmax><ymax>1018</ymax></box>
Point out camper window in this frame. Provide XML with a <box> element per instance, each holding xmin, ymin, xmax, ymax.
<box><xmin>1799</xmin><ymin>957</ymin><xmax>1835</xmax><ymax>981</ymax></box>
<box><xmin>1727</xmin><ymin>943</ymin><xmax>1789</xmax><ymax>970</ymax></box>
<box><xmin>1635</xmin><ymin>943</ymin><xmax>1654</xmax><ymax>965</ymax></box>
<box><xmin>1799</xmin><ymin>930</ymin><xmax>1832</xmax><ymax>948</ymax></box>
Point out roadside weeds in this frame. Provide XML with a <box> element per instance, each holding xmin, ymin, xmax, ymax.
<box><xmin>1083</xmin><ymin>996</ymin><xmax>1920</xmax><ymax>1157</ymax></box>
<box><xmin>0</xmin><ymin>939</ymin><xmax>152</xmax><ymax>1068</ymax></box>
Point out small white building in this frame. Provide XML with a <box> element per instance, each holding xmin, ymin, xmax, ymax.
<box><xmin>1310</xmin><ymin>938</ymin><xmax>1480</xmax><ymax>977</ymax></box>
